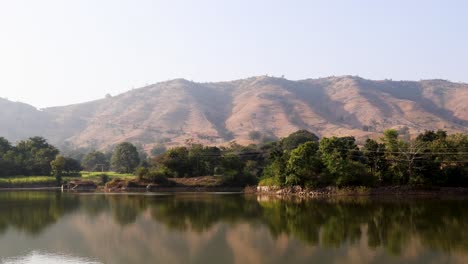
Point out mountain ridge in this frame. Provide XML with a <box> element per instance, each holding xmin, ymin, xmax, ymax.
<box><xmin>1</xmin><ymin>76</ymin><xmax>467</xmax><ymax>151</ymax></box>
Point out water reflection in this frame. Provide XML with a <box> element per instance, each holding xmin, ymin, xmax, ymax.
<box><xmin>0</xmin><ymin>192</ymin><xmax>79</xmax><ymax>235</ymax></box>
<box><xmin>1</xmin><ymin>251</ymin><xmax>100</xmax><ymax>264</ymax></box>
<box><xmin>0</xmin><ymin>191</ymin><xmax>466</xmax><ymax>263</ymax></box>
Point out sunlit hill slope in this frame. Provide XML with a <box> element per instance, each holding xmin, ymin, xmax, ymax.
<box><xmin>1</xmin><ymin>76</ymin><xmax>467</xmax><ymax>150</ymax></box>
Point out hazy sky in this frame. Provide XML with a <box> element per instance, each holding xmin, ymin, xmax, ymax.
<box><xmin>1</xmin><ymin>0</ymin><xmax>467</xmax><ymax>108</ymax></box>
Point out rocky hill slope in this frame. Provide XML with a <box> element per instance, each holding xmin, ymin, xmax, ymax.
<box><xmin>1</xmin><ymin>76</ymin><xmax>467</xmax><ymax>150</ymax></box>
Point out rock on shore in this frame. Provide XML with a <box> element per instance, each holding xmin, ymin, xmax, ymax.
<box><xmin>62</xmin><ymin>180</ymin><xmax>97</xmax><ymax>191</ymax></box>
<box><xmin>255</xmin><ymin>185</ymin><xmax>468</xmax><ymax>197</ymax></box>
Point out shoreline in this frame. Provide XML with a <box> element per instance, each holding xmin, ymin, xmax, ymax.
<box><xmin>0</xmin><ymin>187</ymin><xmax>61</xmax><ymax>191</ymax></box>
<box><xmin>1</xmin><ymin>184</ymin><xmax>468</xmax><ymax>197</ymax></box>
<box><xmin>104</xmin><ymin>186</ymin><xmax>244</xmax><ymax>193</ymax></box>
<box><xmin>254</xmin><ymin>186</ymin><xmax>468</xmax><ymax>197</ymax></box>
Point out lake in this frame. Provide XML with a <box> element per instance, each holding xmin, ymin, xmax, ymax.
<box><xmin>0</xmin><ymin>191</ymin><xmax>466</xmax><ymax>264</ymax></box>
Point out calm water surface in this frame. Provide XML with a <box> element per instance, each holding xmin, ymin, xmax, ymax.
<box><xmin>0</xmin><ymin>191</ymin><xmax>466</xmax><ymax>264</ymax></box>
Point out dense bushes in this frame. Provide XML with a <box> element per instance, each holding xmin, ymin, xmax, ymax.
<box><xmin>147</xmin><ymin>143</ymin><xmax>259</xmax><ymax>186</ymax></box>
<box><xmin>135</xmin><ymin>166</ymin><xmax>173</xmax><ymax>186</ymax></box>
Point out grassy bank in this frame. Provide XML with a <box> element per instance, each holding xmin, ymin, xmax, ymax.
<box><xmin>0</xmin><ymin>176</ymin><xmax>71</xmax><ymax>188</ymax></box>
<box><xmin>80</xmin><ymin>171</ymin><xmax>134</xmax><ymax>181</ymax></box>
<box><xmin>0</xmin><ymin>172</ymin><xmax>135</xmax><ymax>188</ymax></box>
<box><xmin>0</xmin><ymin>173</ymin><xmax>224</xmax><ymax>189</ymax></box>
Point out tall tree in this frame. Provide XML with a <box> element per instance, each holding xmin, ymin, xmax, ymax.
<box><xmin>381</xmin><ymin>129</ymin><xmax>408</xmax><ymax>184</ymax></box>
<box><xmin>51</xmin><ymin>155</ymin><xmax>66</xmax><ymax>184</ymax></box>
<box><xmin>362</xmin><ymin>139</ymin><xmax>387</xmax><ymax>182</ymax></box>
<box><xmin>111</xmin><ymin>142</ymin><xmax>140</xmax><ymax>173</ymax></box>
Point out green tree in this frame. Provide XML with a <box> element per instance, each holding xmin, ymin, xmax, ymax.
<box><xmin>111</xmin><ymin>142</ymin><xmax>140</xmax><ymax>173</ymax></box>
<box><xmin>15</xmin><ymin>137</ymin><xmax>59</xmax><ymax>175</ymax></box>
<box><xmin>286</xmin><ymin>142</ymin><xmax>322</xmax><ymax>186</ymax></box>
<box><xmin>381</xmin><ymin>129</ymin><xmax>408</xmax><ymax>184</ymax></box>
<box><xmin>416</xmin><ymin>130</ymin><xmax>447</xmax><ymax>142</ymax></box>
<box><xmin>219</xmin><ymin>153</ymin><xmax>256</xmax><ymax>185</ymax></box>
<box><xmin>155</xmin><ymin>146</ymin><xmax>190</xmax><ymax>177</ymax></box>
<box><xmin>243</xmin><ymin>160</ymin><xmax>261</xmax><ymax>178</ymax></box>
<box><xmin>381</xmin><ymin>129</ymin><xmax>399</xmax><ymax>151</ymax></box>
<box><xmin>381</xmin><ymin>129</ymin><xmax>433</xmax><ymax>185</ymax></box>
<box><xmin>262</xmin><ymin>151</ymin><xmax>289</xmax><ymax>186</ymax></box>
<box><xmin>220</xmin><ymin>153</ymin><xmax>244</xmax><ymax>175</ymax></box>
<box><xmin>280</xmin><ymin>130</ymin><xmax>319</xmax><ymax>151</ymax></box>
<box><xmin>0</xmin><ymin>137</ymin><xmax>12</xmax><ymax>154</ymax></box>
<box><xmin>437</xmin><ymin>133</ymin><xmax>468</xmax><ymax>186</ymax></box>
<box><xmin>0</xmin><ymin>137</ymin><xmax>14</xmax><ymax>177</ymax></box>
<box><xmin>188</xmin><ymin>144</ymin><xmax>221</xmax><ymax>176</ymax></box>
<box><xmin>63</xmin><ymin>157</ymin><xmax>82</xmax><ymax>176</ymax></box>
<box><xmin>82</xmin><ymin>151</ymin><xmax>110</xmax><ymax>171</ymax></box>
<box><xmin>319</xmin><ymin>136</ymin><xmax>372</xmax><ymax>186</ymax></box>
<box><xmin>51</xmin><ymin>155</ymin><xmax>66</xmax><ymax>184</ymax></box>
<box><xmin>362</xmin><ymin>139</ymin><xmax>387</xmax><ymax>182</ymax></box>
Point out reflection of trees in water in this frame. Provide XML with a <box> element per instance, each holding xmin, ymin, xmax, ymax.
<box><xmin>257</xmin><ymin>198</ymin><xmax>468</xmax><ymax>255</ymax></box>
<box><xmin>149</xmin><ymin>195</ymin><xmax>263</xmax><ymax>232</ymax></box>
<box><xmin>0</xmin><ymin>192</ymin><xmax>467</xmax><ymax>256</ymax></box>
<box><xmin>107</xmin><ymin>194</ymin><xmax>149</xmax><ymax>225</ymax></box>
<box><xmin>0</xmin><ymin>191</ymin><xmax>80</xmax><ymax>235</ymax></box>
<box><xmin>147</xmin><ymin>196</ymin><xmax>468</xmax><ymax>255</ymax></box>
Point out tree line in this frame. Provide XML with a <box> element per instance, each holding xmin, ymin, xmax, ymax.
<box><xmin>1</xmin><ymin>128</ymin><xmax>467</xmax><ymax>187</ymax></box>
<box><xmin>0</xmin><ymin>137</ymin><xmax>142</xmax><ymax>182</ymax></box>
<box><xmin>142</xmin><ymin>129</ymin><xmax>467</xmax><ymax>187</ymax></box>
<box><xmin>0</xmin><ymin>136</ymin><xmax>79</xmax><ymax>177</ymax></box>
<box><xmin>121</xmin><ymin>128</ymin><xmax>468</xmax><ymax>187</ymax></box>
<box><xmin>260</xmin><ymin>129</ymin><xmax>468</xmax><ymax>187</ymax></box>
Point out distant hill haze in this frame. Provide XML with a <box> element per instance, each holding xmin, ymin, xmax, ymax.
<box><xmin>1</xmin><ymin>76</ymin><xmax>467</xmax><ymax>151</ymax></box>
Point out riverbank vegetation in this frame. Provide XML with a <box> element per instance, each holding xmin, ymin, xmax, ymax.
<box><xmin>0</xmin><ymin>176</ymin><xmax>61</xmax><ymax>188</ymax></box>
<box><xmin>139</xmin><ymin>129</ymin><xmax>467</xmax><ymax>188</ymax></box>
<box><xmin>0</xmin><ymin>129</ymin><xmax>467</xmax><ymax>188</ymax></box>
<box><xmin>259</xmin><ymin>129</ymin><xmax>467</xmax><ymax>187</ymax></box>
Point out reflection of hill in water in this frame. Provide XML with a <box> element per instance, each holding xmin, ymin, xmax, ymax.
<box><xmin>0</xmin><ymin>192</ymin><xmax>467</xmax><ymax>257</ymax></box>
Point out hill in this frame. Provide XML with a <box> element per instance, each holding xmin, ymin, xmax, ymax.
<box><xmin>1</xmin><ymin>76</ymin><xmax>467</xmax><ymax>151</ymax></box>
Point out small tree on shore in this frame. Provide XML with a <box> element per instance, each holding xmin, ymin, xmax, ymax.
<box><xmin>51</xmin><ymin>155</ymin><xmax>66</xmax><ymax>185</ymax></box>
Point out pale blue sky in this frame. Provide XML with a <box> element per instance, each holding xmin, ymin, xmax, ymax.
<box><xmin>0</xmin><ymin>0</ymin><xmax>467</xmax><ymax>108</ymax></box>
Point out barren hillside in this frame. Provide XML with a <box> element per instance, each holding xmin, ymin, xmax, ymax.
<box><xmin>1</xmin><ymin>76</ymin><xmax>467</xmax><ymax>150</ymax></box>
